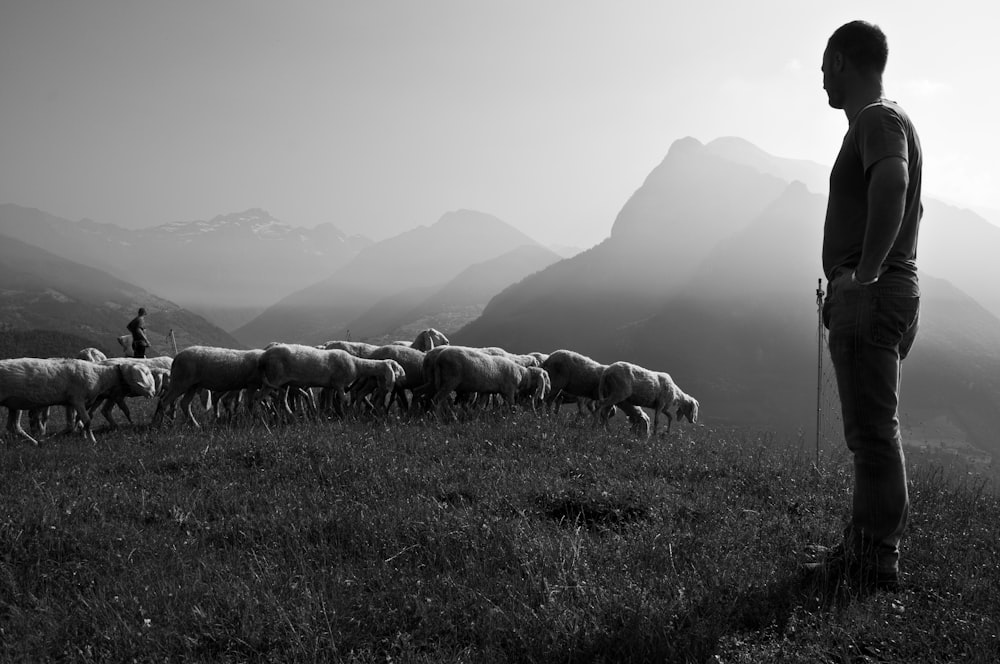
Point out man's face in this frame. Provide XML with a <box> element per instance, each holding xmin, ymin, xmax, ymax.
<box><xmin>821</xmin><ymin>46</ymin><xmax>844</xmax><ymax>109</ymax></box>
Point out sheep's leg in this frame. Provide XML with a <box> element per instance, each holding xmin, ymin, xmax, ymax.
<box><xmin>153</xmin><ymin>382</ymin><xmax>187</xmax><ymax>426</ymax></box>
<box><xmin>8</xmin><ymin>408</ymin><xmax>40</xmax><ymax>446</ymax></box>
<box><xmin>70</xmin><ymin>399</ymin><xmax>96</xmax><ymax>443</ymax></box>
<box><xmin>28</xmin><ymin>407</ymin><xmax>49</xmax><ymax>439</ymax></box>
<box><xmin>179</xmin><ymin>389</ymin><xmax>202</xmax><ymax>428</ymax></box>
<box><xmin>100</xmin><ymin>398</ymin><xmax>119</xmax><ymax>429</ymax></box>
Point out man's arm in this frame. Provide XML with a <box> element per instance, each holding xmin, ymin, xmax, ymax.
<box><xmin>856</xmin><ymin>155</ymin><xmax>909</xmax><ymax>283</ymax></box>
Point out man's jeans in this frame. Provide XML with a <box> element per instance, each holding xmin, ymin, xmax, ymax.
<box><xmin>823</xmin><ymin>273</ymin><xmax>920</xmax><ymax>574</ymax></box>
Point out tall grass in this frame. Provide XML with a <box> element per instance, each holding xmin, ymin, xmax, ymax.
<box><xmin>1</xmin><ymin>406</ymin><xmax>997</xmax><ymax>662</ymax></box>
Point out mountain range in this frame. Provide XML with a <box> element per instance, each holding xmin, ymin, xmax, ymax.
<box><xmin>232</xmin><ymin>210</ymin><xmax>557</xmax><ymax>347</ymax></box>
<box><xmin>0</xmin><ymin>205</ymin><xmax>372</xmax><ymax>331</ymax></box>
<box><xmin>0</xmin><ymin>232</ymin><xmax>240</xmax><ymax>355</ymax></box>
<box><xmin>454</xmin><ymin>137</ymin><xmax>1000</xmax><ymax>459</ymax></box>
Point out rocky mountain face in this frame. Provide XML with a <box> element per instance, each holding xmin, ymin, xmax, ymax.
<box><xmin>0</xmin><ymin>233</ymin><xmax>241</xmax><ymax>355</ymax></box>
<box><xmin>0</xmin><ymin>205</ymin><xmax>371</xmax><ymax>331</ymax></box>
<box><xmin>453</xmin><ymin>137</ymin><xmax>1000</xmax><ymax>459</ymax></box>
<box><xmin>233</xmin><ymin>210</ymin><xmax>549</xmax><ymax>347</ymax></box>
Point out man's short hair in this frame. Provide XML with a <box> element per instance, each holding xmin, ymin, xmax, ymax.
<box><xmin>138</xmin><ymin>307</ymin><xmax>147</xmax><ymax>316</ymax></box>
<box><xmin>828</xmin><ymin>20</ymin><xmax>888</xmax><ymax>75</ymax></box>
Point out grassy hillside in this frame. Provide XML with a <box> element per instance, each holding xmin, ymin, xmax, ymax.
<box><xmin>1</xmin><ymin>407</ymin><xmax>997</xmax><ymax>662</ymax></box>
<box><xmin>0</xmin><ymin>327</ymin><xmax>108</xmax><ymax>360</ymax></box>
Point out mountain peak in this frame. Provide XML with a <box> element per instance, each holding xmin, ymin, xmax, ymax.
<box><xmin>666</xmin><ymin>136</ymin><xmax>704</xmax><ymax>157</ymax></box>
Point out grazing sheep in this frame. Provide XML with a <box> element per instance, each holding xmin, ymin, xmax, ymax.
<box><xmin>153</xmin><ymin>347</ymin><xmax>265</xmax><ymax>427</ymax></box>
<box><xmin>352</xmin><ymin>344</ymin><xmax>427</xmax><ymax>413</ymax></box>
<box><xmin>257</xmin><ymin>344</ymin><xmax>405</xmax><ymax>419</ymax></box>
<box><xmin>317</xmin><ymin>340</ymin><xmax>380</xmax><ymax>358</ymax></box>
<box><xmin>596</xmin><ymin>361</ymin><xmax>699</xmax><ymax>435</ymax></box>
<box><xmin>541</xmin><ymin>349</ymin><xmax>608</xmax><ymax>414</ymax></box>
<box><xmin>84</xmin><ymin>357</ymin><xmax>172</xmax><ymax>425</ymax></box>
<box><xmin>412</xmin><ymin>328</ymin><xmax>449</xmax><ymax>352</ymax></box>
<box><xmin>77</xmin><ymin>347</ymin><xmax>108</xmax><ymax>362</ymax></box>
<box><xmin>429</xmin><ymin>346</ymin><xmax>550</xmax><ymax>420</ymax></box>
<box><xmin>1</xmin><ymin>357</ymin><xmax>156</xmax><ymax>444</ymax></box>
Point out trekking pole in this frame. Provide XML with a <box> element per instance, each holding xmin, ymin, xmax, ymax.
<box><xmin>169</xmin><ymin>329</ymin><xmax>178</xmax><ymax>355</ymax></box>
<box><xmin>815</xmin><ymin>278</ymin><xmax>824</xmax><ymax>468</ymax></box>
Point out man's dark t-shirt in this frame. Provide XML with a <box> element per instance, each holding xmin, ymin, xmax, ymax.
<box><xmin>822</xmin><ymin>99</ymin><xmax>923</xmax><ymax>281</ymax></box>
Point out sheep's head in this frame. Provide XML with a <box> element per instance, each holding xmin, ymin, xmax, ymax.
<box><xmin>677</xmin><ymin>394</ymin><xmax>699</xmax><ymax>424</ymax></box>
<box><xmin>122</xmin><ymin>364</ymin><xmax>157</xmax><ymax>397</ymax></box>
<box><xmin>528</xmin><ymin>367</ymin><xmax>550</xmax><ymax>405</ymax></box>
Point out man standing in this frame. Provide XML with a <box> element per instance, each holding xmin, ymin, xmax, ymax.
<box><xmin>127</xmin><ymin>307</ymin><xmax>151</xmax><ymax>358</ymax></box>
<box><xmin>811</xmin><ymin>20</ymin><xmax>922</xmax><ymax>594</ymax></box>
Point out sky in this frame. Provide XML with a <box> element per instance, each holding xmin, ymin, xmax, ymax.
<box><xmin>1</xmin><ymin>1</ymin><xmax>996</xmax><ymax>249</ymax></box>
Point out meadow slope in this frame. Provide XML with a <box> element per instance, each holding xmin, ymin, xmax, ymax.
<box><xmin>1</xmin><ymin>406</ymin><xmax>998</xmax><ymax>663</ymax></box>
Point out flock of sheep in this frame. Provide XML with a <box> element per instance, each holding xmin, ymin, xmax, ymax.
<box><xmin>0</xmin><ymin>328</ymin><xmax>699</xmax><ymax>445</ymax></box>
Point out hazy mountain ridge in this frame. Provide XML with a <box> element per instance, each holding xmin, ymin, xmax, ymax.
<box><xmin>0</xmin><ymin>232</ymin><xmax>241</xmax><ymax>355</ymax></box>
<box><xmin>233</xmin><ymin>210</ymin><xmax>550</xmax><ymax>347</ymax></box>
<box><xmin>0</xmin><ymin>205</ymin><xmax>372</xmax><ymax>331</ymax></box>
<box><xmin>454</xmin><ymin>137</ymin><xmax>1000</xmax><ymax>458</ymax></box>
<box><xmin>356</xmin><ymin>244</ymin><xmax>565</xmax><ymax>344</ymax></box>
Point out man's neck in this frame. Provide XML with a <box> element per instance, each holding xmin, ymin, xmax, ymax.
<box><xmin>843</xmin><ymin>80</ymin><xmax>886</xmax><ymax>123</ymax></box>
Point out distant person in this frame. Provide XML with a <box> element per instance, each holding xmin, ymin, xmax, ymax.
<box><xmin>127</xmin><ymin>307</ymin><xmax>151</xmax><ymax>358</ymax></box>
<box><xmin>806</xmin><ymin>20</ymin><xmax>923</xmax><ymax>595</ymax></box>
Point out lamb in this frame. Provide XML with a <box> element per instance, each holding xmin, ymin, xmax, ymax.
<box><xmin>153</xmin><ymin>346</ymin><xmax>265</xmax><ymax>427</ymax></box>
<box><xmin>1</xmin><ymin>357</ymin><xmax>156</xmax><ymax>444</ymax></box>
<box><xmin>256</xmin><ymin>344</ymin><xmax>405</xmax><ymax>419</ymax></box>
<box><xmin>411</xmin><ymin>328</ymin><xmax>449</xmax><ymax>352</ymax></box>
<box><xmin>595</xmin><ymin>361</ymin><xmax>699</xmax><ymax>435</ymax></box>
<box><xmin>429</xmin><ymin>346</ymin><xmax>550</xmax><ymax>420</ymax></box>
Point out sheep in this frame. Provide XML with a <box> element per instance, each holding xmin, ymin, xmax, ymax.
<box><xmin>317</xmin><ymin>340</ymin><xmax>380</xmax><ymax>358</ymax></box>
<box><xmin>412</xmin><ymin>328</ymin><xmax>449</xmax><ymax>352</ymax></box>
<box><xmin>85</xmin><ymin>357</ymin><xmax>172</xmax><ymax>425</ymax></box>
<box><xmin>77</xmin><ymin>347</ymin><xmax>108</xmax><ymax>362</ymax></box>
<box><xmin>1</xmin><ymin>357</ymin><xmax>156</xmax><ymax>444</ymax></box>
<box><xmin>256</xmin><ymin>344</ymin><xmax>406</xmax><ymax>419</ymax></box>
<box><xmin>541</xmin><ymin>349</ymin><xmax>622</xmax><ymax>419</ymax></box>
<box><xmin>479</xmin><ymin>346</ymin><xmax>542</xmax><ymax>368</ymax></box>
<box><xmin>350</xmin><ymin>344</ymin><xmax>427</xmax><ymax>413</ymax></box>
<box><xmin>153</xmin><ymin>346</ymin><xmax>265</xmax><ymax>427</ymax></box>
<box><xmin>595</xmin><ymin>361</ymin><xmax>699</xmax><ymax>435</ymax></box>
<box><xmin>428</xmin><ymin>346</ymin><xmax>550</xmax><ymax>421</ymax></box>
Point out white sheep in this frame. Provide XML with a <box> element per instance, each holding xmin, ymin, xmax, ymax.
<box><xmin>153</xmin><ymin>346</ymin><xmax>265</xmax><ymax>427</ymax></box>
<box><xmin>429</xmin><ymin>346</ymin><xmax>550</xmax><ymax>420</ymax></box>
<box><xmin>1</xmin><ymin>357</ymin><xmax>156</xmax><ymax>444</ymax></box>
<box><xmin>86</xmin><ymin>357</ymin><xmax>172</xmax><ymax>424</ymax></box>
<box><xmin>411</xmin><ymin>328</ymin><xmax>449</xmax><ymax>352</ymax></box>
<box><xmin>595</xmin><ymin>361</ymin><xmax>699</xmax><ymax>435</ymax></box>
<box><xmin>257</xmin><ymin>344</ymin><xmax>406</xmax><ymax>419</ymax></box>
